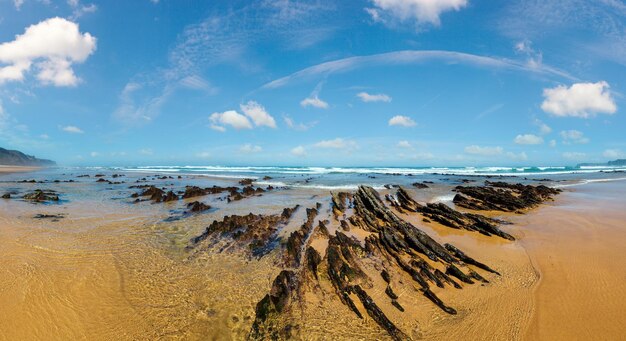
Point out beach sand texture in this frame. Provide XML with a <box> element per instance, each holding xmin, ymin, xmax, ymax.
<box><xmin>0</xmin><ymin>171</ymin><xmax>624</xmax><ymax>340</ymax></box>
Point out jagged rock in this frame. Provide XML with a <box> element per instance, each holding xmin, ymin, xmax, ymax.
<box><xmin>23</xmin><ymin>189</ymin><xmax>59</xmax><ymax>202</ymax></box>
<box><xmin>1</xmin><ymin>193</ymin><xmax>10</xmax><ymax>199</ymax></box>
<box><xmin>352</xmin><ymin>285</ymin><xmax>410</xmax><ymax>341</ymax></box>
<box><xmin>186</xmin><ymin>201</ymin><xmax>211</xmax><ymax>213</ymax></box>
<box><xmin>391</xmin><ymin>299</ymin><xmax>405</xmax><ymax>312</ymax></box>
<box><xmin>412</xmin><ymin>182</ymin><xmax>429</xmax><ymax>189</ymax></box>
<box><xmin>249</xmin><ymin>270</ymin><xmax>298</xmax><ymax>340</ymax></box>
<box><xmin>162</xmin><ymin>191</ymin><xmax>178</xmax><ymax>202</ymax></box>
<box><xmin>188</xmin><ymin>207</ymin><xmax>297</xmax><ymax>258</ymax></box>
<box><xmin>446</xmin><ymin>264</ymin><xmax>474</xmax><ymax>284</ymax></box>
<box><xmin>445</xmin><ymin>243</ymin><xmax>500</xmax><ymax>275</ymax></box>
<box><xmin>33</xmin><ymin>213</ymin><xmax>65</xmax><ymax>221</ymax></box>
<box><xmin>239</xmin><ymin>178</ymin><xmax>254</xmax><ymax>186</ymax></box>
<box><xmin>453</xmin><ymin>181</ymin><xmax>560</xmax><ymax>212</ymax></box>
<box><xmin>284</xmin><ymin>207</ymin><xmax>316</xmax><ymax>268</ymax></box>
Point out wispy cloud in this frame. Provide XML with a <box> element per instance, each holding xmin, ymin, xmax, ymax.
<box><xmin>560</xmin><ymin>130</ymin><xmax>590</xmax><ymax>144</ymax></box>
<box><xmin>314</xmin><ymin>138</ymin><xmax>358</xmax><ymax>150</ymax></box>
<box><xmin>263</xmin><ymin>50</ymin><xmax>575</xmax><ymax>89</ymax></box>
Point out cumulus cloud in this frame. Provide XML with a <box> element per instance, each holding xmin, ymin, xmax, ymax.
<box><xmin>560</xmin><ymin>130</ymin><xmax>589</xmax><ymax>144</ymax></box>
<box><xmin>366</xmin><ymin>0</ymin><xmax>468</xmax><ymax>27</ymax></box>
<box><xmin>464</xmin><ymin>145</ymin><xmax>503</xmax><ymax>156</ymax></box>
<box><xmin>514</xmin><ymin>134</ymin><xmax>544</xmax><ymax>145</ymax></box>
<box><xmin>357</xmin><ymin>92</ymin><xmax>392</xmax><ymax>103</ymax></box>
<box><xmin>314</xmin><ymin>138</ymin><xmax>358</xmax><ymax>150</ymax></box>
<box><xmin>209</xmin><ymin>101</ymin><xmax>277</xmax><ymax>131</ymax></box>
<box><xmin>549</xmin><ymin>139</ymin><xmax>557</xmax><ymax>147</ymax></box>
<box><xmin>397</xmin><ymin>140</ymin><xmax>412</xmax><ymax>148</ymax></box>
<box><xmin>541</xmin><ymin>81</ymin><xmax>617</xmax><ymax>118</ymax></box>
<box><xmin>209</xmin><ymin>110</ymin><xmax>253</xmax><ymax>131</ymax></box>
<box><xmin>300</xmin><ymin>96</ymin><xmax>328</xmax><ymax>109</ymax></box>
<box><xmin>61</xmin><ymin>125</ymin><xmax>84</xmax><ymax>134</ymax></box>
<box><xmin>240</xmin><ymin>144</ymin><xmax>262</xmax><ymax>153</ymax></box>
<box><xmin>291</xmin><ymin>145</ymin><xmax>306</xmax><ymax>156</ymax></box>
<box><xmin>388</xmin><ymin>115</ymin><xmax>416</xmax><ymax>127</ymax></box>
<box><xmin>602</xmin><ymin>149</ymin><xmax>625</xmax><ymax>159</ymax></box>
<box><xmin>240</xmin><ymin>101</ymin><xmax>277</xmax><ymax>128</ymax></box>
<box><xmin>0</xmin><ymin>17</ymin><xmax>97</xmax><ymax>86</ymax></box>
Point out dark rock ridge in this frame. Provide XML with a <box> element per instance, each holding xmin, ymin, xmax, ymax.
<box><xmin>389</xmin><ymin>187</ymin><xmax>515</xmax><ymax>240</ymax></box>
<box><xmin>187</xmin><ymin>182</ymin><xmax>559</xmax><ymax>340</ymax></box>
<box><xmin>0</xmin><ymin>147</ymin><xmax>55</xmax><ymax>166</ymax></box>
<box><xmin>453</xmin><ymin>181</ymin><xmax>560</xmax><ymax>212</ymax></box>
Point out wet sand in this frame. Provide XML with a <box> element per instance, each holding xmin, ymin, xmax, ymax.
<box><xmin>517</xmin><ymin>180</ymin><xmax>626</xmax><ymax>340</ymax></box>
<box><xmin>0</xmin><ymin>165</ymin><xmax>41</xmax><ymax>174</ymax></box>
<box><xmin>0</xmin><ymin>170</ymin><xmax>624</xmax><ymax>340</ymax></box>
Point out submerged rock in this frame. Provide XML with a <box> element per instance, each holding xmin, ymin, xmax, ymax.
<box><xmin>23</xmin><ymin>189</ymin><xmax>59</xmax><ymax>202</ymax></box>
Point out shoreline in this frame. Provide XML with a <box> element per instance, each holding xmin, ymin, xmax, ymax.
<box><xmin>0</xmin><ymin>168</ymin><xmax>623</xmax><ymax>339</ymax></box>
<box><xmin>0</xmin><ymin>165</ymin><xmax>42</xmax><ymax>174</ymax></box>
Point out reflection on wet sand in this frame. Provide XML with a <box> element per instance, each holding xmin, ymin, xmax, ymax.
<box><xmin>0</xmin><ymin>170</ymin><xmax>624</xmax><ymax>340</ymax></box>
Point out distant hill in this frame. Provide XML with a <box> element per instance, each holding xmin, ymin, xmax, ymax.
<box><xmin>577</xmin><ymin>159</ymin><xmax>626</xmax><ymax>167</ymax></box>
<box><xmin>0</xmin><ymin>147</ymin><xmax>56</xmax><ymax>166</ymax></box>
<box><xmin>608</xmin><ymin>159</ymin><xmax>626</xmax><ymax>166</ymax></box>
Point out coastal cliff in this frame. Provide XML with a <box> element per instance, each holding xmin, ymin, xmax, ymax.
<box><xmin>0</xmin><ymin>147</ymin><xmax>55</xmax><ymax>166</ymax></box>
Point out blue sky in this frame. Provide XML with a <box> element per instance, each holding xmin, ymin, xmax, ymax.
<box><xmin>0</xmin><ymin>0</ymin><xmax>624</xmax><ymax>167</ymax></box>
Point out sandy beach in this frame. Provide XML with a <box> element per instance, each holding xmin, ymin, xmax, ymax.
<box><xmin>519</xmin><ymin>180</ymin><xmax>626</xmax><ymax>340</ymax></box>
<box><xmin>0</xmin><ymin>165</ymin><xmax>41</xmax><ymax>174</ymax></box>
<box><xmin>0</xmin><ymin>169</ymin><xmax>624</xmax><ymax>340</ymax></box>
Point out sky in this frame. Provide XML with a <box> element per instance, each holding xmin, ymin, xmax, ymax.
<box><xmin>0</xmin><ymin>0</ymin><xmax>624</xmax><ymax>167</ymax></box>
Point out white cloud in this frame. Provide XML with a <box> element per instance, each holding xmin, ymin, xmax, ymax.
<box><xmin>397</xmin><ymin>140</ymin><xmax>412</xmax><ymax>148</ymax></box>
<box><xmin>179</xmin><ymin>75</ymin><xmax>216</xmax><ymax>92</ymax></box>
<box><xmin>602</xmin><ymin>149</ymin><xmax>625</xmax><ymax>159</ymax></box>
<box><xmin>534</xmin><ymin>119</ymin><xmax>552</xmax><ymax>134</ymax></box>
<box><xmin>314</xmin><ymin>138</ymin><xmax>358</xmax><ymax>150</ymax></box>
<box><xmin>464</xmin><ymin>145</ymin><xmax>503</xmax><ymax>156</ymax></box>
<box><xmin>357</xmin><ymin>91</ymin><xmax>392</xmax><ymax>103</ymax></box>
<box><xmin>209</xmin><ymin>110</ymin><xmax>253</xmax><ymax>131</ymax></box>
<box><xmin>366</xmin><ymin>0</ymin><xmax>468</xmax><ymax>26</ymax></box>
<box><xmin>560</xmin><ymin>130</ymin><xmax>590</xmax><ymax>144</ymax></box>
<box><xmin>291</xmin><ymin>145</ymin><xmax>306</xmax><ymax>156</ymax></box>
<box><xmin>549</xmin><ymin>139</ymin><xmax>557</xmax><ymax>147</ymax></box>
<box><xmin>388</xmin><ymin>115</ymin><xmax>416</xmax><ymax>127</ymax></box>
<box><xmin>514</xmin><ymin>134</ymin><xmax>544</xmax><ymax>145</ymax></box>
<box><xmin>90</xmin><ymin>151</ymin><xmax>99</xmax><ymax>157</ymax></box>
<box><xmin>284</xmin><ymin>116</ymin><xmax>317</xmax><ymax>131</ymax></box>
<box><xmin>300</xmin><ymin>96</ymin><xmax>328</xmax><ymax>109</ymax></box>
<box><xmin>39</xmin><ymin>134</ymin><xmax>49</xmax><ymax>139</ymax></box>
<box><xmin>239</xmin><ymin>144</ymin><xmax>262</xmax><ymax>153</ymax></box>
<box><xmin>563</xmin><ymin>152</ymin><xmax>587</xmax><ymax>161</ymax></box>
<box><xmin>541</xmin><ymin>81</ymin><xmax>617</xmax><ymax>118</ymax></box>
<box><xmin>196</xmin><ymin>151</ymin><xmax>211</xmax><ymax>159</ymax></box>
<box><xmin>0</xmin><ymin>17</ymin><xmax>97</xmax><ymax>86</ymax></box>
<box><xmin>240</xmin><ymin>101</ymin><xmax>276</xmax><ymax>128</ymax></box>
<box><xmin>61</xmin><ymin>125</ymin><xmax>84</xmax><ymax>134</ymax></box>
